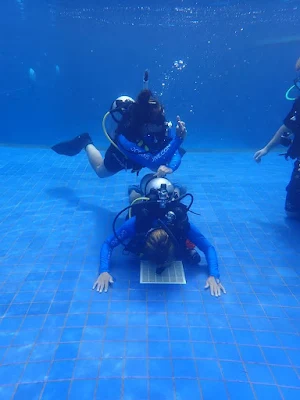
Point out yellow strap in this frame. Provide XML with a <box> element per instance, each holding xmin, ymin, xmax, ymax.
<box><xmin>129</xmin><ymin>196</ymin><xmax>150</xmax><ymax>218</ymax></box>
<box><xmin>137</xmin><ymin>140</ymin><xmax>149</xmax><ymax>151</ymax></box>
<box><xmin>102</xmin><ymin>112</ymin><xmax>128</xmax><ymax>157</ymax></box>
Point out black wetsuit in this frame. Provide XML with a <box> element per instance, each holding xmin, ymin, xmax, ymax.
<box><xmin>283</xmin><ymin>97</ymin><xmax>300</xmax><ymax>213</ymax></box>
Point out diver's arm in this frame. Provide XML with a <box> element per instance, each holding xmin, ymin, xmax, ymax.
<box><xmin>155</xmin><ymin>150</ymin><xmax>181</xmax><ymax>177</ymax></box>
<box><xmin>264</xmin><ymin>125</ymin><xmax>291</xmax><ymax>152</ymax></box>
<box><xmin>254</xmin><ymin>124</ymin><xmax>292</xmax><ymax>162</ymax></box>
<box><xmin>187</xmin><ymin>222</ymin><xmax>220</xmax><ymax>279</ymax></box>
<box><xmin>261</xmin><ymin>97</ymin><xmax>300</xmax><ymax>154</ymax></box>
<box><xmin>166</xmin><ymin>150</ymin><xmax>181</xmax><ymax>172</ymax></box>
<box><xmin>99</xmin><ymin>217</ymin><xmax>137</xmax><ymax>274</ymax></box>
<box><xmin>117</xmin><ymin>133</ymin><xmax>183</xmax><ymax>170</ymax></box>
<box><xmin>255</xmin><ymin>97</ymin><xmax>300</xmax><ymax>160</ymax></box>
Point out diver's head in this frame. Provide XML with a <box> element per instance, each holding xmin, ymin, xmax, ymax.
<box><xmin>135</xmin><ymin>89</ymin><xmax>165</xmax><ymax>124</ymax></box>
<box><xmin>143</xmin><ymin>228</ymin><xmax>175</xmax><ymax>265</ymax></box>
<box><xmin>134</xmin><ymin>90</ymin><xmax>168</xmax><ymax>151</ymax></box>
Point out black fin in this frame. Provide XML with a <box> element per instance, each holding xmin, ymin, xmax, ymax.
<box><xmin>51</xmin><ymin>133</ymin><xmax>92</xmax><ymax>156</ymax></box>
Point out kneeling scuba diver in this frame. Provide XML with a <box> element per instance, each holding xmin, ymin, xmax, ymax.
<box><xmin>51</xmin><ymin>70</ymin><xmax>187</xmax><ymax>179</ymax></box>
<box><xmin>93</xmin><ymin>174</ymin><xmax>226</xmax><ymax>297</ymax></box>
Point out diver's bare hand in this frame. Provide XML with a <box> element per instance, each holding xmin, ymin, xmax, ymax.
<box><xmin>93</xmin><ymin>272</ymin><xmax>114</xmax><ymax>293</ymax></box>
<box><xmin>296</xmin><ymin>57</ymin><xmax>300</xmax><ymax>71</ymax></box>
<box><xmin>176</xmin><ymin>115</ymin><xmax>187</xmax><ymax>139</ymax></box>
<box><xmin>205</xmin><ymin>276</ymin><xmax>226</xmax><ymax>297</ymax></box>
<box><xmin>155</xmin><ymin>165</ymin><xmax>173</xmax><ymax>178</ymax></box>
<box><xmin>254</xmin><ymin>148</ymin><xmax>268</xmax><ymax>163</ymax></box>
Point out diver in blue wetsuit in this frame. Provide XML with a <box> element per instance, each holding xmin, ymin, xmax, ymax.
<box><xmin>51</xmin><ymin>89</ymin><xmax>187</xmax><ymax>178</ymax></box>
<box><xmin>92</xmin><ymin>176</ymin><xmax>226</xmax><ymax>297</ymax></box>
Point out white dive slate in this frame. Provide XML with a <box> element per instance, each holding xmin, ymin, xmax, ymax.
<box><xmin>140</xmin><ymin>260</ymin><xmax>186</xmax><ymax>284</ymax></box>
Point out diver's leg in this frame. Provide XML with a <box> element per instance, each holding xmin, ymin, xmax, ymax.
<box><xmin>184</xmin><ymin>239</ymin><xmax>201</xmax><ymax>265</ymax></box>
<box><xmin>125</xmin><ymin>190</ymin><xmax>141</xmax><ymax>220</ymax></box>
<box><xmin>129</xmin><ymin>189</ymin><xmax>142</xmax><ymax>204</ymax></box>
<box><xmin>52</xmin><ymin>133</ymin><xmax>117</xmax><ymax>178</ymax></box>
<box><xmin>285</xmin><ymin>160</ymin><xmax>300</xmax><ymax>218</ymax></box>
<box><xmin>126</xmin><ymin>186</ymin><xmax>144</xmax><ymax>220</ymax></box>
<box><xmin>85</xmin><ymin>144</ymin><xmax>115</xmax><ymax>178</ymax></box>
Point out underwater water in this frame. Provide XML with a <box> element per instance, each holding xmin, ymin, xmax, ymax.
<box><xmin>0</xmin><ymin>0</ymin><xmax>300</xmax><ymax>148</ymax></box>
<box><xmin>0</xmin><ymin>0</ymin><xmax>300</xmax><ymax>399</ymax></box>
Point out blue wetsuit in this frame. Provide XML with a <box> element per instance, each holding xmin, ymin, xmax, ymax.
<box><xmin>99</xmin><ymin>217</ymin><xmax>220</xmax><ymax>279</ymax></box>
<box><xmin>117</xmin><ymin>129</ymin><xmax>183</xmax><ymax>172</ymax></box>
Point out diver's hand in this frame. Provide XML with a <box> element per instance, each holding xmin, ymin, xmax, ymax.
<box><xmin>155</xmin><ymin>165</ymin><xmax>173</xmax><ymax>178</ymax></box>
<box><xmin>176</xmin><ymin>115</ymin><xmax>187</xmax><ymax>139</ymax></box>
<box><xmin>93</xmin><ymin>272</ymin><xmax>114</xmax><ymax>293</ymax></box>
<box><xmin>205</xmin><ymin>276</ymin><xmax>226</xmax><ymax>297</ymax></box>
<box><xmin>254</xmin><ymin>147</ymin><xmax>268</xmax><ymax>163</ymax></box>
<box><xmin>296</xmin><ymin>57</ymin><xmax>300</xmax><ymax>71</ymax></box>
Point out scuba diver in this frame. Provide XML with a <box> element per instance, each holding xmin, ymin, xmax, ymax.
<box><xmin>254</xmin><ymin>57</ymin><xmax>300</xmax><ymax>217</ymax></box>
<box><xmin>92</xmin><ymin>174</ymin><xmax>226</xmax><ymax>297</ymax></box>
<box><xmin>51</xmin><ymin>71</ymin><xmax>187</xmax><ymax>178</ymax></box>
<box><xmin>127</xmin><ymin>174</ymin><xmax>201</xmax><ymax>263</ymax></box>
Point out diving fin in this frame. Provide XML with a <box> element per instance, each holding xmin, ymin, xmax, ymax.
<box><xmin>51</xmin><ymin>133</ymin><xmax>93</xmax><ymax>156</ymax></box>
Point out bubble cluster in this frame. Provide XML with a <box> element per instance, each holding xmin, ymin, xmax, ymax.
<box><xmin>156</xmin><ymin>59</ymin><xmax>188</xmax><ymax>97</ymax></box>
<box><xmin>172</xmin><ymin>60</ymin><xmax>187</xmax><ymax>71</ymax></box>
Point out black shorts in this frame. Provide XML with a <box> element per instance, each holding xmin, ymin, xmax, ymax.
<box><xmin>103</xmin><ymin>144</ymin><xmax>142</xmax><ymax>173</ymax></box>
<box><xmin>285</xmin><ymin>160</ymin><xmax>300</xmax><ymax>213</ymax></box>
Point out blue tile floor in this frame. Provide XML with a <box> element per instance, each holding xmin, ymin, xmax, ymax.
<box><xmin>0</xmin><ymin>146</ymin><xmax>300</xmax><ymax>399</ymax></box>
